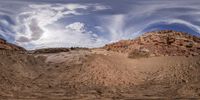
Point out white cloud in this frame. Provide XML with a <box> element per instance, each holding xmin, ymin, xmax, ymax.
<box><xmin>2</xmin><ymin>0</ymin><xmax>200</xmax><ymax>50</ymax></box>
<box><xmin>14</xmin><ymin>3</ymin><xmax>110</xmax><ymax>49</ymax></box>
<box><xmin>18</xmin><ymin>3</ymin><xmax>110</xmax><ymax>26</ymax></box>
<box><xmin>92</xmin><ymin>4</ymin><xmax>111</xmax><ymax>11</ymax></box>
<box><xmin>63</xmin><ymin>3</ymin><xmax>88</xmax><ymax>10</ymax></box>
<box><xmin>0</xmin><ymin>19</ymin><xmax>16</xmax><ymax>40</ymax></box>
<box><xmin>100</xmin><ymin>14</ymin><xmax>132</xmax><ymax>42</ymax></box>
<box><xmin>95</xmin><ymin>26</ymin><xmax>105</xmax><ymax>32</ymax></box>
<box><xmin>99</xmin><ymin>14</ymin><xmax>147</xmax><ymax>43</ymax></box>
<box><xmin>164</xmin><ymin>19</ymin><xmax>200</xmax><ymax>33</ymax></box>
<box><xmin>65</xmin><ymin>22</ymin><xmax>85</xmax><ymax>32</ymax></box>
<box><xmin>96</xmin><ymin>1</ymin><xmax>200</xmax><ymax>44</ymax></box>
<box><xmin>0</xmin><ymin>19</ymin><xmax>9</xmax><ymax>26</ymax></box>
<box><xmin>25</xmin><ymin>22</ymin><xmax>107</xmax><ymax>49</ymax></box>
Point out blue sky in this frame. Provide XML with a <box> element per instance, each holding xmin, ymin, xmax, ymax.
<box><xmin>0</xmin><ymin>0</ymin><xmax>200</xmax><ymax>49</ymax></box>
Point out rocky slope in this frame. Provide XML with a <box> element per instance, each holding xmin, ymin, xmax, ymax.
<box><xmin>104</xmin><ymin>30</ymin><xmax>200</xmax><ymax>56</ymax></box>
<box><xmin>0</xmin><ymin>38</ymin><xmax>25</xmax><ymax>51</ymax></box>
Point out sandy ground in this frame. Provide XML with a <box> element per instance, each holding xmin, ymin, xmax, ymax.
<box><xmin>0</xmin><ymin>49</ymin><xmax>200</xmax><ymax>99</ymax></box>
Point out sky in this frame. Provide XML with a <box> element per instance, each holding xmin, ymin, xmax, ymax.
<box><xmin>0</xmin><ymin>0</ymin><xmax>200</xmax><ymax>49</ymax></box>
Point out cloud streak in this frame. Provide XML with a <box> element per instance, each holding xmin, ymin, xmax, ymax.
<box><xmin>0</xmin><ymin>0</ymin><xmax>200</xmax><ymax>49</ymax></box>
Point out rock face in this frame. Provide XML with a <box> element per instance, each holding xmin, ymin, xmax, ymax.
<box><xmin>0</xmin><ymin>38</ymin><xmax>25</xmax><ymax>51</ymax></box>
<box><xmin>104</xmin><ymin>30</ymin><xmax>200</xmax><ymax>56</ymax></box>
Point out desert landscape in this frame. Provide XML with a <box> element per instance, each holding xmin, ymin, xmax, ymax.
<box><xmin>0</xmin><ymin>30</ymin><xmax>200</xmax><ymax>99</ymax></box>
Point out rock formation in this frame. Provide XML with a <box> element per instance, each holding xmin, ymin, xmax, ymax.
<box><xmin>104</xmin><ymin>30</ymin><xmax>200</xmax><ymax>57</ymax></box>
<box><xmin>0</xmin><ymin>38</ymin><xmax>25</xmax><ymax>51</ymax></box>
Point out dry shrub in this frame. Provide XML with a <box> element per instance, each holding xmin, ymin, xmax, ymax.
<box><xmin>128</xmin><ymin>48</ymin><xmax>150</xmax><ymax>59</ymax></box>
<box><xmin>185</xmin><ymin>42</ymin><xmax>194</xmax><ymax>48</ymax></box>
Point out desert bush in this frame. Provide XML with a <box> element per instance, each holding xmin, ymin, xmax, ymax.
<box><xmin>185</xmin><ymin>41</ymin><xmax>194</xmax><ymax>48</ymax></box>
<box><xmin>33</xmin><ymin>48</ymin><xmax>70</xmax><ymax>54</ymax></box>
<box><xmin>128</xmin><ymin>48</ymin><xmax>150</xmax><ymax>59</ymax></box>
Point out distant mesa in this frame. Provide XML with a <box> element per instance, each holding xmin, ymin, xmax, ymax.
<box><xmin>32</xmin><ymin>47</ymin><xmax>89</xmax><ymax>54</ymax></box>
<box><xmin>104</xmin><ymin>30</ymin><xmax>200</xmax><ymax>57</ymax></box>
<box><xmin>32</xmin><ymin>48</ymin><xmax>70</xmax><ymax>54</ymax></box>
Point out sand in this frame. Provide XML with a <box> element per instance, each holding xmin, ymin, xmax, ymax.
<box><xmin>0</xmin><ymin>49</ymin><xmax>200</xmax><ymax>99</ymax></box>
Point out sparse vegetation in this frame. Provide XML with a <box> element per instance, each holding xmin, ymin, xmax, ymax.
<box><xmin>185</xmin><ymin>41</ymin><xmax>194</xmax><ymax>48</ymax></box>
<box><xmin>33</xmin><ymin>48</ymin><xmax>70</xmax><ymax>54</ymax></box>
<box><xmin>128</xmin><ymin>48</ymin><xmax>150</xmax><ymax>59</ymax></box>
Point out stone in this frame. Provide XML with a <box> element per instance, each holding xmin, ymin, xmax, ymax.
<box><xmin>104</xmin><ymin>30</ymin><xmax>200</xmax><ymax>57</ymax></box>
<box><xmin>191</xmin><ymin>52</ymin><xmax>199</xmax><ymax>56</ymax></box>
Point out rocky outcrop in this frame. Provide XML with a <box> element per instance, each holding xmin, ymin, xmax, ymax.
<box><xmin>0</xmin><ymin>38</ymin><xmax>26</xmax><ymax>51</ymax></box>
<box><xmin>104</xmin><ymin>30</ymin><xmax>200</xmax><ymax>56</ymax></box>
